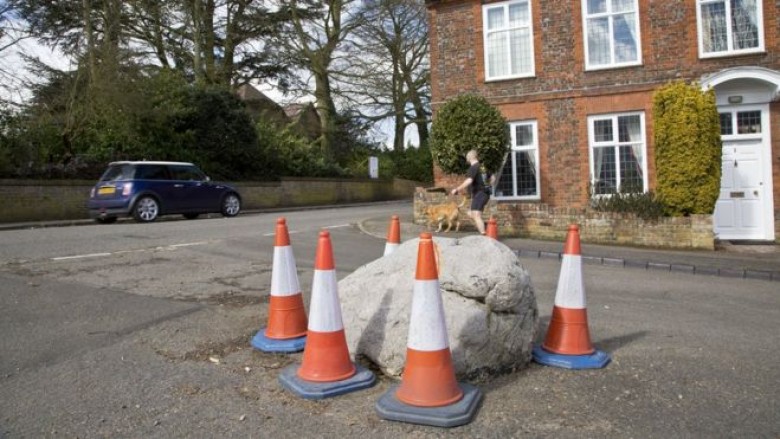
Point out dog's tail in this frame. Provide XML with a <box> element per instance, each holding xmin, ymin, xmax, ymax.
<box><xmin>457</xmin><ymin>196</ymin><xmax>467</xmax><ymax>208</ymax></box>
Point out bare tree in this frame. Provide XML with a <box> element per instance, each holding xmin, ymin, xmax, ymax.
<box><xmin>349</xmin><ymin>0</ymin><xmax>429</xmax><ymax>150</ymax></box>
<box><xmin>279</xmin><ymin>0</ymin><xmax>364</xmax><ymax>160</ymax></box>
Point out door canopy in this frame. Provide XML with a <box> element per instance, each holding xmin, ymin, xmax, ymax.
<box><xmin>701</xmin><ymin>67</ymin><xmax>780</xmax><ymax>106</ymax></box>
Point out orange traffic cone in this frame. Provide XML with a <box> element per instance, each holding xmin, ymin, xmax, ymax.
<box><xmin>376</xmin><ymin>232</ymin><xmax>482</xmax><ymax>427</ymax></box>
<box><xmin>532</xmin><ymin>225</ymin><xmax>610</xmax><ymax>369</ymax></box>
<box><xmin>279</xmin><ymin>230</ymin><xmax>375</xmax><ymax>399</ymax></box>
<box><xmin>384</xmin><ymin>215</ymin><xmax>401</xmax><ymax>256</ymax></box>
<box><xmin>486</xmin><ymin>218</ymin><xmax>498</xmax><ymax>240</ymax></box>
<box><xmin>251</xmin><ymin>217</ymin><xmax>307</xmax><ymax>353</ymax></box>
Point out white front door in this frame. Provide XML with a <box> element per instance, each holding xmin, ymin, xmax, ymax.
<box><xmin>713</xmin><ymin>105</ymin><xmax>775</xmax><ymax>240</ymax></box>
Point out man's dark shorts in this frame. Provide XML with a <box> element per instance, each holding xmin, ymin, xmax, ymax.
<box><xmin>471</xmin><ymin>191</ymin><xmax>489</xmax><ymax>211</ymax></box>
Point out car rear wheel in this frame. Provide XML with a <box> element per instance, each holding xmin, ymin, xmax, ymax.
<box><xmin>221</xmin><ymin>193</ymin><xmax>241</xmax><ymax>217</ymax></box>
<box><xmin>183</xmin><ymin>213</ymin><xmax>200</xmax><ymax>220</ymax></box>
<box><xmin>133</xmin><ymin>196</ymin><xmax>160</xmax><ymax>222</ymax></box>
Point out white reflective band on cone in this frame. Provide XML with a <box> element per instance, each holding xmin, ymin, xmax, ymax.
<box><xmin>554</xmin><ymin>255</ymin><xmax>586</xmax><ymax>309</ymax></box>
<box><xmin>308</xmin><ymin>269</ymin><xmax>344</xmax><ymax>332</ymax></box>
<box><xmin>271</xmin><ymin>246</ymin><xmax>300</xmax><ymax>297</ymax></box>
<box><xmin>407</xmin><ymin>279</ymin><xmax>450</xmax><ymax>351</ymax></box>
<box><xmin>383</xmin><ymin>243</ymin><xmax>399</xmax><ymax>256</ymax></box>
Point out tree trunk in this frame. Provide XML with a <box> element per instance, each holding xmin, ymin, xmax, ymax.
<box><xmin>314</xmin><ymin>69</ymin><xmax>337</xmax><ymax>160</ymax></box>
<box><xmin>191</xmin><ymin>0</ymin><xmax>203</xmax><ymax>82</ymax></box>
<box><xmin>82</xmin><ymin>0</ymin><xmax>96</xmax><ymax>80</ymax></box>
<box><xmin>408</xmin><ymin>87</ymin><xmax>429</xmax><ymax>146</ymax></box>
<box><xmin>392</xmin><ymin>63</ymin><xmax>405</xmax><ymax>151</ymax></box>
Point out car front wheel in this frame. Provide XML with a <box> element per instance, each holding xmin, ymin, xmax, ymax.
<box><xmin>221</xmin><ymin>193</ymin><xmax>241</xmax><ymax>217</ymax></box>
<box><xmin>133</xmin><ymin>196</ymin><xmax>160</xmax><ymax>222</ymax></box>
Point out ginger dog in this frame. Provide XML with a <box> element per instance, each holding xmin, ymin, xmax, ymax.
<box><xmin>425</xmin><ymin>196</ymin><xmax>467</xmax><ymax>233</ymax></box>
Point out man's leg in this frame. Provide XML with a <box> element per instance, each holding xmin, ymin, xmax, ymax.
<box><xmin>471</xmin><ymin>210</ymin><xmax>486</xmax><ymax>234</ymax></box>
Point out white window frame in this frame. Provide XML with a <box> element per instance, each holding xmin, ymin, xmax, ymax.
<box><xmin>587</xmin><ymin>112</ymin><xmax>648</xmax><ymax>196</ymax></box>
<box><xmin>494</xmin><ymin>121</ymin><xmax>540</xmax><ymax>201</ymax></box>
<box><xmin>581</xmin><ymin>0</ymin><xmax>643</xmax><ymax>71</ymax></box>
<box><xmin>482</xmin><ymin>0</ymin><xmax>535</xmax><ymax>82</ymax></box>
<box><xmin>696</xmin><ymin>0</ymin><xmax>765</xmax><ymax>58</ymax></box>
<box><xmin>719</xmin><ymin>106</ymin><xmax>765</xmax><ymax>141</ymax></box>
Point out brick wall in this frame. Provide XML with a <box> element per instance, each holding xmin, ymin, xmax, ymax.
<box><xmin>428</xmin><ymin>0</ymin><xmax>780</xmax><ymax>106</ymax></box>
<box><xmin>0</xmin><ymin>178</ymin><xmax>420</xmax><ymax>223</ymax></box>
<box><xmin>427</xmin><ymin>0</ymin><xmax>780</xmax><ymax>241</ymax></box>
<box><xmin>414</xmin><ymin>189</ymin><xmax>714</xmax><ymax>250</ymax></box>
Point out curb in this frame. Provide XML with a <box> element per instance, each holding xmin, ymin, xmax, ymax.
<box><xmin>514</xmin><ymin>249</ymin><xmax>780</xmax><ymax>282</ymax></box>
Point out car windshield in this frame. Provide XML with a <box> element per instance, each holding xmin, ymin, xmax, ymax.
<box><xmin>100</xmin><ymin>165</ymin><xmax>134</xmax><ymax>182</ymax></box>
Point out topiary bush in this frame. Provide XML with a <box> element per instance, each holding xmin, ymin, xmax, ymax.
<box><xmin>653</xmin><ymin>81</ymin><xmax>721</xmax><ymax>216</ymax></box>
<box><xmin>429</xmin><ymin>94</ymin><xmax>509</xmax><ymax>175</ymax></box>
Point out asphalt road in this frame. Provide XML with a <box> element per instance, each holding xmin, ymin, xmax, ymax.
<box><xmin>1</xmin><ymin>202</ymin><xmax>778</xmax><ymax>438</ymax></box>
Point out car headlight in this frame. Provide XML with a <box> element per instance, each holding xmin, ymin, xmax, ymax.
<box><xmin>122</xmin><ymin>182</ymin><xmax>133</xmax><ymax>196</ymax></box>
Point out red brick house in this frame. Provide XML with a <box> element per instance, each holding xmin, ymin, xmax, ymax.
<box><xmin>426</xmin><ymin>0</ymin><xmax>780</xmax><ymax>242</ymax></box>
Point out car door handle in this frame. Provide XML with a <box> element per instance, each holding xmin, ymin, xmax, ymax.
<box><xmin>174</xmin><ymin>184</ymin><xmax>184</xmax><ymax>188</ymax></box>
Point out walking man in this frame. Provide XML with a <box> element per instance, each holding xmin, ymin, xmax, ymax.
<box><xmin>451</xmin><ymin>149</ymin><xmax>492</xmax><ymax>235</ymax></box>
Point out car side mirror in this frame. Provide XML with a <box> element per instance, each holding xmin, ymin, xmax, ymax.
<box><xmin>204</xmin><ymin>176</ymin><xmax>211</xmax><ymax>183</ymax></box>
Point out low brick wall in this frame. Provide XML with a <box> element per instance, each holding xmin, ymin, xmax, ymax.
<box><xmin>0</xmin><ymin>177</ymin><xmax>420</xmax><ymax>223</ymax></box>
<box><xmin>414</xmin><ymin>188</ymin><xmax>715</xmax><ymax>250</ymax></box>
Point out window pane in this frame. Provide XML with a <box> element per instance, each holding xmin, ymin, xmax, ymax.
<box><xmin>719</xmin><ymin>113</ymin><xmax>733</xmax><ymax>135</ymax></box>
<box><xmin>516</xmin><ymin>151</ymin><xmax>537</xmax><ymax>196</ymax></box>
<box><xmin>515</xmin><ymin>124</ymin><xmax>534</xmax><ymax>147</ymax></box>
<box><xmin>510</xmin><ymin>29</ymin><xmax>532</xmax><ymax>75</ymax></box>
<box><xmin>587</xmin><ymin>17</ymin><xmax>611</xmax><ymax>65</ymax></box>
<box><xmin>171</xmin><ymin>165</ymin><xmax>204</xmax><ymax>181</ymax></box>
<box><xmin>593</xmin><ymin>147</ymin><xmax>617</xmax><ymax>194</ymax></box>
<box><xmin>619</xmin><ymin>146</ymin><xmax>644</xmax><ymax>192</ymax></box>
<box><xmin>611</xmin><ymin>0</ymin><xmax>634</xmax><ymax>13</ymax></box>
<box><xmin>731</xmin><ymin>0</ymin><xmax>759</xmax><ymax>49</ymax></box>
<box><xmin>487</xmin><ymin>7</ymin><xmax>504</xmax><ymax>30</ymax></box>
<box><xmin>737</xmin><ymin>110</ymin><xmax>761</xmax><ymax>134</ymax></box>
<box><xmin>613</xmin><ymin>13</ymin><xmax>638</xmax><ymax>62</ymax></box>
<box><xmin>618</xmin><ymin>115</ymin><xmax>641</xmax><ymax>142</ymax></box>
<box><xmin>508</xmin><ymin>2</ymin><xmax>529</xmax><ymax>26</ymax></box>
<box><xmin>702</xmin><ymin>2</ymin><xmax>728</xmax><ymax>52</ymax></box>
<box><xmin>487</xmin><ymin>32</ymin><xmax>509</xmax><ymax>77</ymax></box>
<box><xmin>588</xmin><ymin>0</ymin><xmax>607</xmax><ymax>14</ymax></box>
<box><xmin>594</xmin><ymin>119</ymin><xmax>613</xmax><ymax>142</ymax></box>
<box><xmin>137</xmin><ymin>165</ymin><xmax>170</xmax><ymax>180</ymax></box>
<box><xmin>496</xmin><ymin>155</ymin><xmax>515</xmax><ymax>197</ymax></box>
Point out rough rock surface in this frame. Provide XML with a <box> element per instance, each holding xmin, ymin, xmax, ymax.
<box><xmin>340</xmin><ymin>235</ymin><xmax>538</xmax><ymax>380</ymax></box>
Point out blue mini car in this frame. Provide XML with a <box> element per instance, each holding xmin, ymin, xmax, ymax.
<box><xmin>87</xmin><ymin>161</ymin><xmax>242</xmax><ymax>223</ymax></box>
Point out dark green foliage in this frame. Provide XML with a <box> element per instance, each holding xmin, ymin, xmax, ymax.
<box><xmin>390</xmin><ymin>142</ymin><xmax>433</xmax><ymax>182</ymax></box>
<box><xmin>429</xmin><ymin>94</ymin><xmax>509</xmax><ymax>175</ymax></box>
<box><xmin>590</xmin><ymin>187</ymin><xmax>666</xmax><ymax>220</ymax></box>
<box><xmin>256</xmin><ymin>120</ymin><xmax>345</xmax><ymax>178</ymax></box>
<box><xmin>653</xmin><ymin>81</ymin><xmax>722</xmax><ymax>216</ymax></box>
<box><xmin>168</xmin><ymin>87</ymin><xmax>265</xmax><ymax>180</ymax></box>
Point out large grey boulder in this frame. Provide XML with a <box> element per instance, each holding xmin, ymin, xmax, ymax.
<box><xmin>340</xmin><ymin>235</ymin><xmax>538</xmax><ymax>380</ymax></box>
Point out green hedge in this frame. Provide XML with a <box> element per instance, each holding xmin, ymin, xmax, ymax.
<box><xmin>429</xmin><ymin>94</ymin><xmax>509</xmax><ymax>175</ymax></box>
<box><xmin>653</xmin><ymin>81</ymin><xmax>721</xmax><ymax>216</ymax></box>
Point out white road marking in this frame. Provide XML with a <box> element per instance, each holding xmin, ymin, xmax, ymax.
<box><xmin>51</xmin><ymin>241</ymin><xmax>211</xmax><ymax>261</ymax></box>
<box><xmin>323</xmin><ymin>224</ymin><xmax>351</xmax><ymax>229</ymax></box>
<box><xmin>263</xmin><ymin>230</ymin><xmax>300</xmax><ymax>237</ymax></box>
<box><xmin>169</xmin><ymin>241</ymin><xmax>210</xmax><ymax>248</ymax></box>
<box><xmin>52</xmin><ymin>252</ymin><xmax>112</xmax><ymax>261</ymax></box>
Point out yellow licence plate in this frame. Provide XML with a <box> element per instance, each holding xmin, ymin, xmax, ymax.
<box><xmin>98</xmin><ymin>186</ymin><xmax>116</xmax><ymax>195</ymax></box>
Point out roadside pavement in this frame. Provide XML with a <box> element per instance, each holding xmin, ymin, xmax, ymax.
<box><xmin>359</xmin><ymin>213</ymin><xmax>780</xmax><ymax>282</ymax></box>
